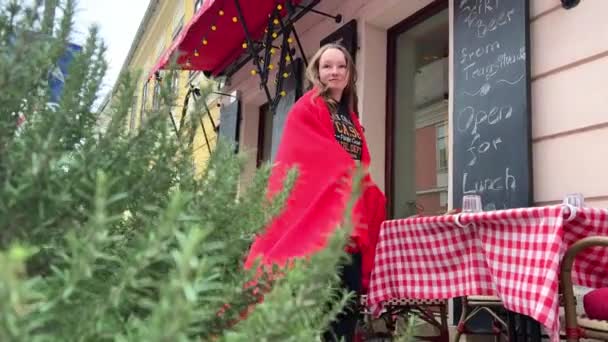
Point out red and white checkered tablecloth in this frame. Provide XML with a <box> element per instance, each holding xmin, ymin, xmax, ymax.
<box><xmin>367</xmin><ymin>205</ymin><xmax>608</xmax><ymax>342</ymax></box>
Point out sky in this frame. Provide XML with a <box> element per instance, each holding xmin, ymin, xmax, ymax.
<box><xmin>73</xmin><ymin>0</ymin><xmax>150</xmax><ymax>100</ymax></box>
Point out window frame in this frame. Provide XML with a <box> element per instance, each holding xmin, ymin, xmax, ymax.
<box><xmin>436</xmin><ymin>121</ymin><xmax>448</xmax><ymax>173</ymax></box>
<box><xmin>194</xmin><ymin>0</ymin><xmax>204</xmax><ymax>14</ymax></box>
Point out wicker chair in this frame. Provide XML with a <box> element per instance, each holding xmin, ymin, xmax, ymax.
<box><xmin>359</xmin><ymin>295</ymin><xmax>449</xmax><ymax>341</ymax></box>
<box><xmin>453</xmin><ymin>295</ymin><xmax>508</xmax><ymax>342</ymax></box>
<box><xmin>561</xmin><ymin>236</ymin><xmax>608</xmax><ymax>341</ymax></box>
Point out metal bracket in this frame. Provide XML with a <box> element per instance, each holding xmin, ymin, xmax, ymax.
<box><xmin>561</xmin><ymin>0</ymin><xmax>580</xmax><ymax>9</ymax></box>
<box><xmin>294</xmin><ymin>4</ymin><xmax>342</xmax><ymax>23</ymax></box>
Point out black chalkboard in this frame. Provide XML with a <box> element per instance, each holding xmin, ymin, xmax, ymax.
<box><xmin>218</xmin><ymin>95</ymin><xmax>240</xmax><ymax>152</ymax></box>
<box><xmin>452</xmin><ymin>0</ymin><xmax>532</xmax><ymax>211</ymax></box>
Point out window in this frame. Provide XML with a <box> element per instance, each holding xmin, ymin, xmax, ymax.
<box><xmin>152</xmin><ymin>82</ymin><xmax>161</xmax><ymax>110</ymax></box>
<box><xmin>129</xmin><ymin>96</ymin><xmax>138</xmax><ymax>131</ymax></box>
<box><xmin>172</xmin><ymin>16</ymin><xmax>184</xmax><ymax>40</ymax></box>
<box><xmin>140</xmin><ymin>82</ymin><xmax>149</xmax><ymax>124</ymax></box>
<box><xmin>436</xmin><ymin>122</ymin><xmax>448</xmax><ymax>173</ymax></box>
<box><xmin>257</xmin><ymin>103</ymin><xmax>273</xmax><ymax>166</ymax></box>
<box><xmin>194</xmin><ymin>0</ymin><xmax>204</xmax><ymax>14</ymax></box>
<box><xmin>390</xmin><ymin>6</ymin><xmax>449</xmax><ymax>218</ymax></box>
<box><xmin>155</xmin><ymin>41</ymin><xmax>166</xmax><ymax>60</ymax></box>
<box><xmin>170</xmin><ymin>73</ymin><xmax>179</xmax><ymax>95</ymax></box>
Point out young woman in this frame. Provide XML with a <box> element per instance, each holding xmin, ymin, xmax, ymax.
<box><xmin>244</xmin><ymin>43</ymin><xmax>386</xmax><ymax>341</ymax></box>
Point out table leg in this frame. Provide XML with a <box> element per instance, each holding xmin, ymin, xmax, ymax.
<box><xmin>507</xmin><ymin>312</ymin><xmax>541</xmax><ymax>342</ymax></box>
<box><xmin>507</xmin><ymin>311</ymin><xmax>519</xmax><ymax>342</ymax></box>
<box><xmin>524</xmin><ymin>315</ymin><xmax>542</xmax><ymax>342</ymax></box>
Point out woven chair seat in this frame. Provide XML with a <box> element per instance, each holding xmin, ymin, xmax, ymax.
<box><xmin>359</xmin><ymin>295</ymin><xmax>446</xmax><ymax>307</ymax></box>
<box><xmin>578</xmin><ymin>315</ymin><xmax>608</xmax><ymax>332</ymax></box>
<box><xmin>385</xmin><ymin>298</ymin><xmax>447</xmax><ymax>306</ymax></box>
<box><xmin>466</xmin><ymin>295</ymin><xmax>502</xmax><ymax>302</ymax></box>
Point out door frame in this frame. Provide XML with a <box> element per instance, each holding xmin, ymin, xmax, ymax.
<box><xmin>384</xmin><ymin>0</ymin><xmax>449</xmax><ymax>218</ymax></box>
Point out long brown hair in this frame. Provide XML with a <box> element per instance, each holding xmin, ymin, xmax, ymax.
<box><xmin>306</xmin><ymin>43</ymin><xmax>358</xmax><ymax>114</ymax></box>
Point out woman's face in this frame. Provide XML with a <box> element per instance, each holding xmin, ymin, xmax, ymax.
<box><xmin>318</xmin><ymin>48</ymin><xmax>349</xmax><ymax>94</ymax></box>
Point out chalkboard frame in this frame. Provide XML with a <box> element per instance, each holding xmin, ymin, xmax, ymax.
<box><xmin>451</xmin><ymin>0</ymin><xmax>534</xmax><ymax>333</ymax></box>
<box><xmin>452</xmin><ymin>0</ymin><xmax>533</xmax><ymax>212</ymax></box>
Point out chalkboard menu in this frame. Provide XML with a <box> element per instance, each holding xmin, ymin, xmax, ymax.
<box><xmin>218</xmin><ymin>91</ymin><xmax>240</xmax><ymax>152</ymax></box>
<box><xmin>452</xmin><ymin>0</ymin><xmax>532</xmax><ymax>211</ymax></box>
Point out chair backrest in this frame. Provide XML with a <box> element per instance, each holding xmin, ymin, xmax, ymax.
<box><xmin>560</xmin><ymin>236</ymin><xmax>608</xmax><ymax>341</ymax></box>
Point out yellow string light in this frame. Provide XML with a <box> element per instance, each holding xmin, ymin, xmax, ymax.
<box><xmin>270</xmin><ymin>48</ymin><xmax>275</xmax><ymax>55</ymax></box>
<box><xmin>211</xmin><ymin>25</ymin><xmax>217</xmax><ymax>31</ymax></box>
<box><xmin>287</xmin><ymin>37</ymin><xmax>293</xmax><ymax>44</ymax></box>
<box><xmin>285</xmin><ymin>55</ymin><xmax>291</xmax><ymax>62</ymax></box>
<box><xmin>273</xmin><ymin>18</ymin><xmax>279</xmax><ymax>25</ymax></box>
<box><xmin>242</xmin><ymin>42</ymin><xmax>248</xmax><ymax>49</ymax></box>
<box><xmin>202</xmin><ymin>38</ymin><xmax>208</xmax><ymax>45</ymax></box>
<box><xmin>277</xmin><ymin>4</ymin><xmax>283</xmax><ymax>10</ymax></box>
<box><xmin>194</xmin><ymin>50</ymin><xmax>199</xmax><ymax>57</ymax></box>
<box><xmin>251</xmin><ymin>69</ymin><xmax>257</xmax><ymax>75</ymax></box>
<box><xmin>280</xmin><ymin>90</ymin><xmax>286</xmax><ymax>97</ymax></box>
<box><xmin>232</xmin><ymin>16</ymin><xmax>238</xmax><ymax>23</ymax></box>
<box><xmin>268</xmin><ymin>64</ymin><xmax>274</xmax><ymax>70</ymax></box>
<box><xmin>219</xmin><ymin>10</ymin><xmax>224</xmax><ymax>16</ymax></box>
<box><xmin>283</xmin><ymin>72</ymin><xmax>289</xmax><ymax>78</ymax></box>
<box><xmin>272</xmin><ymin>32</ymin><xmax>278</xmax><ymax>38</ymax></box>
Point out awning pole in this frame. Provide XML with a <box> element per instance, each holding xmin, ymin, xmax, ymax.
<box><xmin>211</xmin><ymin>91</ymin><xmax>237</xmax><ymax>98</ymax></box>
<box><xmin>233</xmin><ymin>0</ymin><xmax>274</xmax><ymax>105</ymax></box>
<box><xmin>276</xmin><ymin>7</ymin><xmax>297</xmax><ymax>65</ymax></box>
<box><xmin>202</xmin><ymin>101</ymin><xmax>218</xmax><ymax>131</ymax></box>
<box><xmin>291</xmin><ymin>27</ymin><xmax>307</xmax><ymax>67</ymax></box>
<box><xmin>260</xmin><ymin>8</ymin><xmax>280</xmax><ymax>87</ymax></box>
<box><xmin>168</xmin><ymin>111</ymin><xmax>180</xmax><ymax>138</ymax></box>
<box><xmin>271</xmin><ymin>15</ymin><xmax>295</xmax><ymax>113</ymax></box>
<box><xmin>198</xmin><ymin>110</ymin><xmax>213</xmax><ymax>156</ymax></box>
<box><xmin>177</xmin><ymin>86</ymin><xmax>193</xmax><ymax>136</ymax></box>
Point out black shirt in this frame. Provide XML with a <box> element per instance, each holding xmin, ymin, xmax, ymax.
<box><xmin>330</xmin><ymin>100</ymin><xmax>363</xmax><ymax>161</ymax></box>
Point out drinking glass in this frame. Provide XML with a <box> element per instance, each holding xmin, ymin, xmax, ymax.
<box><xmin>563</xmin><ymin>193</ymin><xmax>585</xmax><ymax>208</ymax></box>
<box><xmin>462</xmin><ymin>195</ymin><xmax>483</xmax><ymax>213</ymax></box>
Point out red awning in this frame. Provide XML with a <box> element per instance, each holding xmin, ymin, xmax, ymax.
<box><xmin>150</xmin><ymin>0</ymin><xmax>304</xmax><ymax>79</ymax></box>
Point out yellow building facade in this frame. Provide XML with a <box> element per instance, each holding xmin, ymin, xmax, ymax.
<box><xmin>102</xmin><ymin>0</ymin><xmax>220</xmax><ymax>176</ymax></box>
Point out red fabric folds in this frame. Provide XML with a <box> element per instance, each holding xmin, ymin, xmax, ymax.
<box><xmin>150</xmin><ymin>0</ymin><xmax>304</xmax><ymax>78</ymax></box>
<box><xmin>244</xmin><ymin>89</ymin><xmax>386</xmax><ymax>292</ymax></box>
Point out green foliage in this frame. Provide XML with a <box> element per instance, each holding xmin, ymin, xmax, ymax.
<box><xmin>0</xmin><ymin>1</ymin><xmax>365</xmax><ymax>341</ymax></box>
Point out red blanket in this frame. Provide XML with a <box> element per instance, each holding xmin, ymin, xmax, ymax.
<box><xmin>244</xmin><ymin>89</ymin><xmax>386</xmax><ymax>291</ymax></box>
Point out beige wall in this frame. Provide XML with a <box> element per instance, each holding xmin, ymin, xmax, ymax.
<box><xmin>226</xmin><ymin>0</ymin><xmax>608</xmax><ymax>208</ymax></box>
<box><xmin>527</xmin><ymin>0</ymin><xmax>608</xmax><ymax>208</ymax></box>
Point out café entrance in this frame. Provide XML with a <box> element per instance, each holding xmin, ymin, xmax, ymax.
<box><xmin>386</xmin><ymin>1</ymin><xmax>449</xmax><ymax>219</ymax></box>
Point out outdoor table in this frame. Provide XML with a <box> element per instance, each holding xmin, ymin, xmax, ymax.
<box><xmin>367</xmin><ymin>205</ymin><xmax>608</xmax><ymax>341</ymax></box>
